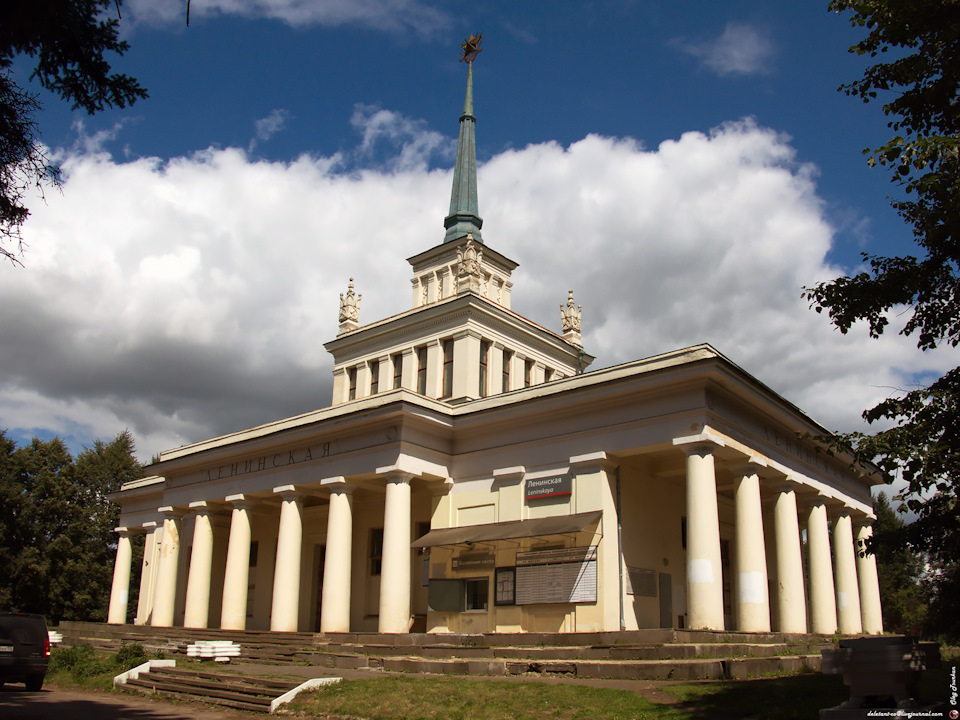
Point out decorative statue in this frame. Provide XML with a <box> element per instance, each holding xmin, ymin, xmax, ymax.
<box><xmin>456</xmin><ymin>235</ymin><xmax>484</xmax><ymax>293</ymax></box>
<box><xmin>339</xmin><ymin>278</ymin><xmax>361</xmax><ymax>325</ymax></box>
<box><xmin>561</xmin><ymin>289</ymin><xmax>582</xmax><ymax>334</ymax></box>
<box><xmin>460</xmin><ymin>33</ymin><xmax>483</xmax><ymax>63</ymax></box>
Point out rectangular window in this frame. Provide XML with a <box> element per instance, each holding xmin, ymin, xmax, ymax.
<box><xmin>417</xmin><ymin>345</ymin><xmax>428</xmax><ymax>395</ymax></box>
<box><xmin>348</xmin><ymin>366</ymin><xmax>358</xmax><ymax>400</ymax></box>
<box><xmin>465</xmin><ymin>577</ymin><xmax>489</xmax><ymax>611</ymax></box>
<box><xmin>369</xmin><ymin>360</ymin><xmax>379</xmax><ymax>395</ymax></box>
<box><xmin>479</xmin><ymin>341</ymin><xmax>490</xmax><ymax>397</ymax></box>
<box><xmin>392</xmin><ymin>353</ymin><xmax>403</xmax><ymax>389</ymax></box>
<box><xmin>544</xmin><ymin>368</ymin><xmax>554</xmax><ymax>383</ymax></box>
<box><xmin>502</xmin><ymin>350</ymin><xmax>512</xmax><ymax>392</ymax></box>
<box><xmin>524</xmin><ymin>358</ymin><xmax>534</xmax><ymax>388</ymax></box>
<box><xmin>370</xmin><ymin>528</ymin><xmax>384</xmax><ymax>575</ymax></box>
<box><xmin>442</xmin><ymin>339</ymin><xmax>454</xmax><ymax>398</ymax></box>
<box><xmin>249</xmin><ymin>541</ymin><xmax>259</xmax><ymax>568</ymax></box>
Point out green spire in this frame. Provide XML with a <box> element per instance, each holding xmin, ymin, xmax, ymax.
<box><xmin>443</xmin><ymin>54</ymin><xmax>483</xmax><ymax>244</ymax></box>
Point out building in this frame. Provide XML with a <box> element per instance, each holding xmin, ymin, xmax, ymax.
<box><xmin>107</xmin><ymin>44</ymin><xmax>883</xmax><ymax>637</ymax></box>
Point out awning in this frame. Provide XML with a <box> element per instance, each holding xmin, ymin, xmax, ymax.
<box><xmin>410</xmin><ymin>510</ymin><xmax>603</xmax><ymax>548</ymax></box>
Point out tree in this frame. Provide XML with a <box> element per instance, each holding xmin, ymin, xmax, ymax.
<box><xmin>0</xmin><ymin>430</ymin><xmax>142</xmax><ymax>622</ymax></box>
<box><xmin>1</xmin><ymin>1</ymin><xmax>147</xmax><ymax>264</ymax></box>
<box><xmin>805</xmin><ymin>2</ymin><xmax>960</xmax><ymax>594</ymax></box>
<box><xmin>870</xmin><ymin>492</ymin><xmax>927</xmax><ymax>634</ymax></box>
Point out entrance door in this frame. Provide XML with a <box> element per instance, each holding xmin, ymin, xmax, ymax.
<box><xmin>313</xmin><ymin>544</ymin><xmax>325</xmax><ymax>632</ymax></box>
<box><xmin>658</xmin><ymin>572</ymin><xmax>673</xmax><ymax>628</ymax></box>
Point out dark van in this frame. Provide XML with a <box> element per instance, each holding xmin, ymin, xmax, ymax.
<box><xmin>0</xmin><ymin>613</ymin><xmax>49</xmax><ymax>691</ymax></box>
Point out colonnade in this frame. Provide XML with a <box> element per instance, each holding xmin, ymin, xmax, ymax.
<box><xmin>678</xmin><ymin>440</ymin><xmax>883</xmax><ymax>634</ymax></box>
<box><xmin>107</xmin><ymin>471</ymin><xmax>416</xmax><ymax>634</ymax></box>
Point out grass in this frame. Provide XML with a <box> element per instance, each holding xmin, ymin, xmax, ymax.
<box><xmin>45</xmin><ymin>643</ymin><xmax>152</xmax><ymax>692</ymax></box>
<box><xmin>289</xmin><ymin>676</ymin><xmax>682</xmax><ymax>720</ymax></box>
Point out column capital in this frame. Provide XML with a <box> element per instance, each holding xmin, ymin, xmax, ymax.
<box><xmin>113</xmin><ymin>526</ymin><xmax>140</xmax><ymax>536</ymax></box>
<box><xmin>673</xmin><ymin>430</ymin><xmax>725</xmax><ymax>455</ymax></box>
<box><xmin>731</xmin><ymin>459</ymin><xmax>767</xmax><ymax>479</ymax></box>
<box><xmin>273</xmin><ymin>484</ymin><xmax>302</xmax><ymax>500</ymax></box>
<box><xmin>188</xmin><ymin>500</ymin><xmax>215</xmax><ymax>515</ymax></box>
<box><xmin>225</xmin><ymin>493</ymin><xmax>253</xmax><ymax>509</ymax></box>
<box><xmin>142</xmin><ymin>521</ymin><xmax>158</xmax><ymax>530</ymax></box>
<box><xmin>322</xmin><ymin>476</ymin><xmax>356</xmax><ymax>495</ymax></box>
<box><xmin>157</xmin><ymin>506</ymin><xmax>183</xmax><ymax>518</ymax></box>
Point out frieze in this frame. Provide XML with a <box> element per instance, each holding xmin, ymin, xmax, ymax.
<box><xmin>200</xmin><ymin>442</ymin><xmax>335</xmax><ymax>483</ymax></box>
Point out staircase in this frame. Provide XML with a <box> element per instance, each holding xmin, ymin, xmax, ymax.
<box><xmin>119</xmin><ymin>665</ymin><xmax>331</xmax><ymax>713</ymax></box>
<box><xmin>60</xmin><ymin>621</ymin><xmax>832</xmax><ymax>682</ymax></box>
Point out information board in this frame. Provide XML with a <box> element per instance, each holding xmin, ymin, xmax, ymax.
<box><xmin>514</xmin><ymin>546</ymin><xmax>598</xmax><ymax>605</ymax></box>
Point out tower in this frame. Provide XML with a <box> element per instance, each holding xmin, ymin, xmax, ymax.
<box><xmin>325</xmin><ymin>35</ymin><xmax>592</xmax><ymax>405</ymax></box>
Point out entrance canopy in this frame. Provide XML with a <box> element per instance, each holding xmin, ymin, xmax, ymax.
<box><xmin>411</xmin><ymin>510</ymin><xmax>602</xmax><ymax>548</ymax></box>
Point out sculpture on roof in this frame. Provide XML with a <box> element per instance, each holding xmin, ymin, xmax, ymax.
<box><xmin>456</xmin><ymin>235</ymin><xmax>484</xmax><ymax>293</ymax></box>
<box><xmin>338</xmin><ymin>278</ymin><xmax>362</xmax><ymax>333</ymax></box>
<box><xmin>561</xmin><ymin>289</ymin><xmax>583</xmax><ymax>348</ymax></box>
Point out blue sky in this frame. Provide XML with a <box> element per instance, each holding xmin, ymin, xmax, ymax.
<box><xmin>2</xmin><ymin>0</ymin><xmax>950</xmax><ymax>467</ymax></box>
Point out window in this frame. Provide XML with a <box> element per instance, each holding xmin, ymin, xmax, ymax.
<box><xmin>249</xmin><ymin>541</ymin><xmax>259</xmax><ymax>568</ymax></box>
<box><xmin>544</xmin><ymin>368</ymin><xmax>554</xmax><ymax>383</ymax></box>
<box><xmin>370</xmin><ymin>528</ymin><xmax>384</xmax><ymax>575</ymax></box>
<box><xmin>465</xmin><ymin>577</ymin><xmax>489</xmax><ymax>611</ymax></box>
<box><xmin>370</xmin><ymin>360</ymin><xmax>379</xmax><ymax>395</ymax></box>
<box><xmin>392</xmin><ymin>353</ymin><xmax>403</xmax><ymax>389</ymax></box>
<box><xmin>417</xmin><ymin>345</ymin><xmax>427</xmax><ymax>395</ymax></box>
<box><xmin>442</xmin><ymin>339</ymin><xmax>453</xmax><ymax>398</ymax></box>
<box><xmin>495</xmin><ymin>567</ymin><xmax>516</xmax><ymax>606</ymax></box>
<box><xmin>348</xmin><ymin>366</ymin><xmax>357</xmax><ymax>400</ymax></box>
<box><xmin>502</xmin><ymin>350</ymin><xmax>512</xmax><ymax>392</ymax></box>
<box><xmin>524</xmin><ymin>358</ymin><xmax>534</xmax><ymax>387</ymax></box>
<box><xmin>479</xmin><ymin>340</ymin><xmax>490</xmax><ymax>397</ymax></box>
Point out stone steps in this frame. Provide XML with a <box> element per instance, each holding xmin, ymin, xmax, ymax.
<box><xmin>123</xmin><ymin>666</ymin><xmax>301</xmax><ymax>713</ymax></box>
<box><xmin>59</xmin><ymin>620</ymin><xmax>832</xmax><ymax>681</ymax></box>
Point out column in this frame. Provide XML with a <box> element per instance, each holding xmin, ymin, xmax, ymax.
<box><xmin>773</xmin><ymin>483</ymin><xmax>807</xmax><ymax>633</ymax></box>
<box><xmin>833</xmin><ymin>508</ymin><xmax>863</xmax><ymax>634</ymax></box>
<box><xmin>682</xmin><ymin>443</ymin><xmax>725</xmax><ymax>630</ymax></box>
<box><xmin>320</xmin><ymin>477</ymin><xmax>355</xmax><ymax>633</ymax></box>
<box><xmin>379</xmin><ymin>472</ymin><xmax>413</xmax><ymax>633</ymax></box>
<box><xmin>733</xmin><ymin>464</ymin><xmax>770</xmax><ymax>632</ymax></box>
<box><xmin>426</xmin><ymin>340</ymin><xmax>443</xmax><ymax>398</ymax></box>
<box><xmin>151</xmin><ymin>508</ymin><xmax>182</xmax><ymax>628</ymax></box>
<box><xmin>271</xmin><ymin>486</ymin><xmax>304</xmax><ymax>632</ymax></box>
<box><xmin>856</xmin><ymin>522</ymin><xmax>884</xmax><ymax>635</ymax></box>
<box><xmin>221</xmin><ymin>495</ymin><xmax>253</xmax><ymax>631</ymax></box>
<box><xmin>107</xmin><ymin>527</ymin><xmax>135</xmax><ymax>624</ymax></box>
<box><xmin>806</xmin><ymin>499</ymin><xmax>837</xmax><ymax>634</ymax></box>
<box><xmin>136</xmin><ymin>522</ymin><xmax>160</xmax><ymax>625</ymax></box>
<box><xmin>183</xmin><ymin>502</ymin><xmax>215</xmax><ymax>629</ymax></box>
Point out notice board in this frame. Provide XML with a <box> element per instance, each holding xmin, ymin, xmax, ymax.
<box><xmin>514</xmin><ymin>546</ymin><xmax>597</xmax><ymax>605</ymax></box>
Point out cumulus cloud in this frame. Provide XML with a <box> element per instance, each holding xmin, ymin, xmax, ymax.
<box><xmin>3</xmin><ymin>113</ymin><xmax>954</xmax><ymax>461</ymax></box>
<box><xmin>126</xmin><ymin>0</ymin><xmax>450</xmax><ymax>36</ymax></box>
<box><xmin>673</xmin><ymin>22</ymin><xmax>776</xmax><ymax>76</ymax></box>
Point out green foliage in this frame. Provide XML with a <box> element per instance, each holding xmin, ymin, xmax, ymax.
<box><xmin>114</xmin><ymin>642</ymin><xmax>148</xmax><ymax>668</ymax></box>
<box><xmin>0</xmin><ymin>429</ymin><xmax>143</xmax><ymax>622</ymax></box>
<box><xmin>0</xmin><ymin>1</ymin><xmax>148</xmax><ymax>263</ymax></box>
<box><xmin>871</xmin><ymin>492</ymin><xmax>928</xmax><ymax>634</ymax></box>
<box><xmin>804</xmin><ymin>2</ymin><xmax>960</xmax><ymax>640</ymax></box>
<box><xmin>48</xmin><ymin>643</ymin><xmax>148</xmax><ymax>689</ymax></box>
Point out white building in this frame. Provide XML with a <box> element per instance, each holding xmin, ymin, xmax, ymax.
<box><xmin>107</xmin><ymin>51</ymin><xmax>883</xmax><ymax>638</ymax></box>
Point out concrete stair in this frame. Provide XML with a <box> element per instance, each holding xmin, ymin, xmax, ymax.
<box><xmin>58</xmin><ymin>621</ymin><xmax>831</xmax><ymax>682</ymax></box>
<box><xmin>123</xmin><ymin>666</ymin><xmax>301</xmax><ymax>713</ymax></box>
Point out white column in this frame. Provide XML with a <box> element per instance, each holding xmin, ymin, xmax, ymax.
<box><xmin>733</xmin><ymin>463</ymin><xmax>770</xmax><ymax>632</ymax></box>
<box><xmin>183</xmin><ymin>502</ymin><xmax>215</xmax><ymax>629</ymax></box>
<box><xmin>682</xmin><ymin>443</ymin><xmax>725</xmax><ymax>630</ymax></box>
<box><xmin>773</xmin><ymin>483</ymin><xmax>807</xmax><ymax>633</ymax></box>
<box><xmin>806</xmin><ymin>499</ymin><xmax>837</xmax><ymax>634</ymax></box>
<box><xmin>833</xmin><ymin>509</ymin><xmax>863</xmax><ymax>634</ymax></box>
<box><xmin>107</xmin><ymin>527</ymin><xmax>135</xmax><ymax>624</ymax></box>
<box><xmin>379</xmin><ymin>471</ymin><xmax>413</xmax><ymax>633</ymax></box>
<box><xmin>320</xmin><ymin>477</ymin><xmax>355</xmax><ymax>633</ymax></box>
<box><xmin>220</xmin><ymin>495</ymin><xmax>253</xmax><ymax>631</ymax></box>
<box><xmin>136</xmin><ymin>522</ymin><xmax>160</xmax><ymax>625</ymax></box>
<box><xmin>856</xmin><ymin>522</ymin><xmax>884</xmax><ymax>635</ymax></box>
<box><xmin>271</xmin><ymin>486</ymin><xmax>304</xmax><ymax>632</ymax></box>
<box><xmin>152</xmin><ymin>508</ymin><xmax>182</xmax><ymax>628</ymax></box>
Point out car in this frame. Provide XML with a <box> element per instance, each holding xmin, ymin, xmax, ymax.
<box><xmin>0</xmin><ymin>613</ymin><xmax>50</xmax><ymax>691</ymax></box>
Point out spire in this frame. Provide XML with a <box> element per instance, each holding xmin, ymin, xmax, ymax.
<box><xmin>443</xmin><ymin>34</ymin><xmax>484</xmax><ymax>244</ymax></box>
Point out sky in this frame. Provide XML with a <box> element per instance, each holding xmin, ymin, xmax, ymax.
<box><xmin>3</xmin><ymin>0</ymin><xmax>955</xmax><ymax>475</ymax></box>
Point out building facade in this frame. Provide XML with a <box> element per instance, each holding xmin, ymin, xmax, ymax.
<box><xmin>107</xmin><ymin>51</ymin><xmax>883</xmax><ymax>637</ymax></box>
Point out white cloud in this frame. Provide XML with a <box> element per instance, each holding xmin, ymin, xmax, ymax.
<box><xmin>3</xmin><ymin>113</ymin><xmax>954</xmax><ymax>461</ymax></box>
<box><xmin>126</xmin><ymin>0</ymin><xmax>450</xmax><ymax>35</ymax></box>
<box><xmin>249</xmin><ymin>109</ymin><xmax>290</xmax><ymax>152</ymax></box>
<box><xmin>673</xmin><ymin>22</ymin><xmax>776</xmax><ymax>77</ymax></box>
